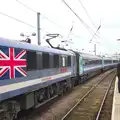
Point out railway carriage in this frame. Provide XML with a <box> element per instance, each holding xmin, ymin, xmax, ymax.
<box><xmin>103</xmin><ymin>57</ymin><xmax>118</xmax><ymax>70</ymax></box>
<box><xmin>73</xmin><ymin>52</ymin><xmax>103</xmax><ymax>84</ymax></box>
<box><xmin>111</xmin><ymin>57</ymin><xmax>119</xmax><ymax>67</ymax></box>
<box><xmin>79</xmin><ymin>53</ymin><xmax>103</xmax><ymax>78</ymax></box>
<box><xmin>72</xmin><ymin>51</ymin><xmax>118</xmax><ymax>84</ymax></box>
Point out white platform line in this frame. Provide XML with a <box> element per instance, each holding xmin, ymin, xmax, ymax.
<box><xmin>111</xmin><ymin>76</ymin><xmax>120</xmax><ymax>120</ymax></box>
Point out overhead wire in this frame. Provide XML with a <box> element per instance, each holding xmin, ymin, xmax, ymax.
<box><xmin>61</xmin><ymin>0</ymin><xmax>95</xmax><ymax>35</ymax></box>
<box><xmin>71</xmin><ymin>33</ymin><xmax>81</xmax><ymax>38</ymax></box>
<box><xmin>89</xmin><ymin>24</ymin><xmax>101</xmax><ymax>43</ymax></box>
<box><xmin>78</xmin><ymin>0</ymin><xmax>97</xmax><ymax>29</ymax></box>
<box><xmin>15</xmin><ymin>0</ymin><xmax>66</xmax><ymax>29</ymax></box>
<box><xmin>0</xmin><ymin>11</ymin><xmax>51</xmax><ymax>35</ymax></box>
<box><xmin>16</xmin><ymin>0</ymin><xmax>37</xmax><ymax>13</ymax></box>
<box><xmin>61</xmin><ymin>0</ymin><xmax>99</xmax><ymax>38</ymax></box>
<box><xmin>0</xmin><ymin>11</ymin><xmax>36</xmax><ymax>28</ymax></box>
<box><xmin>15</xmin><ymin>0</ymin><xmax>81</xmax><ymax>39</ymax></box>
<box><xmin>0</xmin><ymin>0</ymin><xmax>54</xmax><ymax>35</ymax></box>
<box><xmin>78</xmin><ymin>0</ymin><xmax>100</xmax><ymax>36</ymax></box>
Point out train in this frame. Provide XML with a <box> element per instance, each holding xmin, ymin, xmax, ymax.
<box><xmin>0</xmin><ymin>37</ymin><xmax>118</xmax><ymax>119</ymax></box>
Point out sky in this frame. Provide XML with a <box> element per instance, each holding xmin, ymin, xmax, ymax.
<box><xmin>0</xmin><ymin>0</ymin><xmax>120</xmax><ymax>56</ymax></box>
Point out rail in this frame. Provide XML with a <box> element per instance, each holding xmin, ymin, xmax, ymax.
<box><xmin>61</xmin><ymin>69</ymin><xmax>116</xmax><ymax>120</ymax></box>
<box><xmin>95</xmin><ymin>72</ymin><xmax>116</xmax><ymax>120</ymax></box>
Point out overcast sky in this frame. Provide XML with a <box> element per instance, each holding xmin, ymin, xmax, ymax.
<box><xmin>0</xmin><ymin>0</ymin><xmax>120</xmax><ymax>55</ymax></box>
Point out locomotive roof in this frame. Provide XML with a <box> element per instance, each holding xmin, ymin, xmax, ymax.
<box><xmin>0</xmin><ymin>37</ymin><xmax>73</xmax><ymax>56</ymax></box>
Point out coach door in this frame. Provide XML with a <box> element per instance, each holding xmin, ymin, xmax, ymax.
<box><xmin>79</xmin><ymin>56</ymin><xmax>84</xmax><ymax>75</ymax></box>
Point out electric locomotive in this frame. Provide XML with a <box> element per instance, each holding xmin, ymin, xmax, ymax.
<box><xmin>0</xmin><ymin>37</ymin><xmax>76</xmax><ymax>119</ymax></box>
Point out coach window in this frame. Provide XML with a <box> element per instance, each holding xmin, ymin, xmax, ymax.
<box><xmin>108</xmin><ymin>60</ymin><xmax>111</xmax><ymax>63</ymax></box>
<box><xmin>95</xmin><ymin>60</ymin><xmax>99</xmax><ymax>64</ymax></box>
<box><xmin>90</xmin><ymin>60</ymin><xmax>93</xmax><ymax>65</ymax></box>
<box><xmin>105</xmin><ymin>60</ymin><xmax>111</xmax><ymax>64</ymax></box>
<box><xmin>99</xmin><ymin>60</ymin><xmax>102</xmax><ymax>64</ymax></box>
<box><xmin>53</xmin><ymin>54</ymin><xmax>59</xmax><ymax>68</ymax></box>
<box><xmin>27</xmin><ymin>51</ymin><xmax>37</xmax><ymax>70</ymax></box>
<box><xmin>67</xmin><ymin>56</ymin><xmax>71</xmax><ymax>66</ymax></box>
<box><xmin>113</xmin><ymin>60</ymin><xmax>117</xmax><ymax>63</ymax></box>
<box><xmin>83</xmin><ymin>59</ymin><xmax>88</xmax><ymax>65</ymax></box>
<box><xmin>93</xmin><ymin>60</ymin><xmax>96</xmax><ymax>64</ymax></box>
<box><xmin>105</xmin><ymin>60</ymin><xmax>108</xmax><ymax>64</ymax></box>
<box><xmin>89</xmin><ymin>60</ymin><xmax>93</xmax><ymax>65</ymax></box>
<box><xmin>42</xmin><ymin>53</ymin><xmax>50</xmax><ymax>69</ymax></box>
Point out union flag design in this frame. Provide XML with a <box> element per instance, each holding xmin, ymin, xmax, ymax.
<box><xmin>0</xmin><ymin>46</ymin><xmax>27</xmax><ymax>80</ymax></box>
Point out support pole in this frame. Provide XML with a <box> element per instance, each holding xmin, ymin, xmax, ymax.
<box><xmin>37</xmin><ymin>12</ymin><xmax>40</xmax><ymax>45</ymax></box>
<box><xmin>94</xmin><ymin>44</ymin><xmax>96</xmax><ymax>55</ymax></box>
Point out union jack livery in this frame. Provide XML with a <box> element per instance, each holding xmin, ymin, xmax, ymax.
<box><xmin>0</xmin><ymin>46</ymin><xmax>27</xmax><ymax>80</ymax></box>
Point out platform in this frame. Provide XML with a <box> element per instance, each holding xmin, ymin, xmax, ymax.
<box><xmin>111</xmin><ymin>76</ymin><xmax>120</xmax><ymax>120</ymax></box>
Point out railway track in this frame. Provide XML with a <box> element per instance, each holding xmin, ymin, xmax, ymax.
<box><xmin>17</xmin><ymin>69</ymin><xmax>116</xmax><ymax>120</ymax></box>
<box><xmin>97</xmin><ymin>74</ymin><xmax>115</xmax><ymax>120</ymax></box>
<box><xmin>61</xmin><ymin>69</ymin><xmax>116</xmax><ymax>120</ymax></box>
